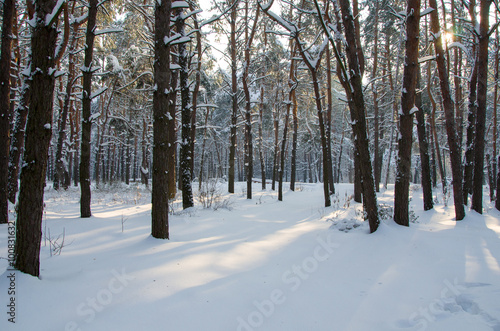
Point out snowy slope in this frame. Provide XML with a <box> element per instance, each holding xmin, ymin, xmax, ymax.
<box><xmin>1</xmin><ymin>182</ymin><xmax>499</xmax><ymax>331</ymax></box>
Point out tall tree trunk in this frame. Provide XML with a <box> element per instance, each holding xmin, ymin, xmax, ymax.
<box><xmin>7</xmin><ymin>79</ymin><xmax>30</xmax><ymax>204</ymax></box>
<box><xmin>492</xmin><ymin>22</ymin><xmax>499</xmax><ymax>203</ymax></box>
<box><xmin>54</xmin><ymin>20</ymin><xmax>81</xmax><ymax>191</ymax></box>
<box><xmin>371</xmin><ymin>1</ymin><xmax>381</xmax><ymax>192</ymax></box>
<box><xmin>338</xmin><ymin>0</ymin><xmax>378</xmax><ymax>232</ymax></box>
<box><xmin>242</xmin><ymin>3</ymin><xmax>259</xmax><ymax>200</ymax></box>
<box><xmin>199</xmin><ymin>104</ymin><xmax>211</xmax><ymax>190</ymax></box>
<box><xmin>228</xmin><ymin>0</ymin><xmax>237</xmax><ymax>194</ymax></box>
<box><xmin>394</xmin><ymin>0</ymin><xmax>420</xmax><ymax>226</ymax></box>
<box><xmin>462</xmin><ymin>1</ymin><xmax>478</xmax><ymax>204</ymax></box>
<box><xmin>325</xmin><ymin>46</ymin><xmax>335</xmax><ymax>195</ymax></box>
<box><xmin>80</xmin><ymin>0</ymin><xmax>98</xmax><ymax>218</ymax></box>
<box><xmin>279</xmin><ymin>38</ymin><xmax>296</xmax><ymax>201</ymax></box>
<box><xmin>152</xmin><ymin>0</ymin><xmax>172</xmax><ymax>239</ymax></box>
<box><xmin>0</xmin><ymin>0</ymin><xmax>15</xmax><ymax>223</ymax></box>
<box><xmin>429</xmin><ymin>0</ymin><xmax>465</xmax><ymax>220</ymax></box>
<box><xmin>189</xmin><ymin>6</ymin><xmax>202</xmax><ymax>178</ymax></box>
<box><xmin>415</xmin><ymin>69</ymin><xmax>434</xmax><ymax>210</ymax></box>
<box><xmin>259</xmin><ymin>86</ymin><xmax>266</xmax><ymax>190</ymax></box>
<box><xmin>290</xmin><ymin>88</ymin><xmax>299</xmax><ymax>191</ymax></box>
<box><xmin>141</xmin><ymin>117</ymin><xmax>149</xmax><ymax>186</ymax></box>
<box><xmin>471</xmin><ymin>0</ymin><xmax>492</xmax><ymax>214</ymax></box>
<box><xmin>15</xmin><ymin>0</ymin><xmax>61</xmax><ymax>277</ymax></box>
<box><xmin>176</xmin><ymin>5</ymin><xmax>194</xmax><ymax>209</ymax></box>
<box><xmin>272</xmin><ymin>89</ymin><xmax>280</xmax><ymax>191</ymax></box>
<box><xmin>167</xmin><ymin>65</ymin><xmax>177</xmax><ymax>199</ymax></box>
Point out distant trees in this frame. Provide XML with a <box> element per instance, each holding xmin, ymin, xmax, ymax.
<box><xmin>2</xmin><ymin>0</ymin><xmax>499</xmax><ymax>268</ymax></box>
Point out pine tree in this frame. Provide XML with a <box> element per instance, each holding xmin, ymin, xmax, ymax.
<box><xmin>15</xmin><ymin>0</ymin><xmax>63</xmax><ymax>277</ymax></box>
<box><xmin>152</xmin><ymin>0</ymin><xmax>172</xmax><ymax>239</ymax></box>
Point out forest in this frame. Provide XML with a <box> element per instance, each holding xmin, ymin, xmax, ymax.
<box><xmin>1</xmin><ymin>0</ymin><xmax>500</xmax><ymax>330</ymax></box>
<box><xmin>1</xmin><ymin>0</ymin><xmax>500</xmax><ymax>299</ymax></box>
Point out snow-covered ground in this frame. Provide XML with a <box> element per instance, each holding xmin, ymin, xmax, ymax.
<box><xmin>1</xmin><ymin>182</ymin><xmax>500</xmax><ymax>331</ymax></box>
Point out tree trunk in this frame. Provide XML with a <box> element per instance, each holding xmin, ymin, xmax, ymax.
<box><xmin>371</xmin><ymin>1</ymin><xmax>381</xmax><ymax>192</ymax></box>
<box><xmin>189</xmin><ymin>7</ymin><xmax>202</xmax><ymax>179</ymax></box>
<box><xmin>290</xmin><ymin>86</ymin><xmax>299</xmax><ymax>191</ymax></box>
<box><xmin>152</xmin><ymin>0</ymin><xmax>172</xmax><ymax>239</ymax></box>
<box><xmin>325</xmin><ymin>46</ymin><xmax>335</xmax><ymax>195</ymax></box>
<box><xmin>228</xmin><ymin>0</ymin><xmax>238</xmax><ymax>194</ymax></box>
<box><xmin>15</xmin><ymin>0</ymin><xmax>60</xmax><ymax>277</ymax></box>
<box><xmin>0</xmin><ymin>0</ymin><xmax>15</xmax><ymax>223</ymax></box>
<box><xmin>429</xmin><ymin>0</ymin><xmax>465</xmax><ymax>220</ymax></box>
<box><xmin>80</xmin><ymin>0</ymin><xmax>98</xmax><ymax>218</ymax></box>
<box><xmin>242</xmin><ymin>4</ymin><xmax>259</xmax><ymax>200</ymax></box>
<box><xmin>394</xmin><ymin>0</ymin><xmax>420</xmax><ymax>227</ymax></box>
<box><xmin>176</xmin><ymin>6</ymin><xmax>194</xmax><ymax>209</ymax></box>
<box><xmin>338</xmin><ymin>0</ymin><xmax>378</xmax><ymax>232</ymax></box>
<box><xmin>471</xmin><ymin>0</ymin><xmax>492</xmax><ymax>214</ymax></box>
<box><xmin>415</xmin><ymin>69</ymin><xmax>434</xmax><ymax>211</ymax></box>
<box><xmin>7</xmin><ymin>80</ymin><xmax>30</xmax><ymax>204</ymax></box>
<box><xmin>54</xmin><ymin>21</ymin><xmax>81</xmax><ymax>191</ymax></box>
<box><xmin>259</xmin><ymin>86</ymin><xmax>266</xmax><ymax>190</ymax></box>
<box><xmin>279</xmin><ymin>38</ymin><xmax>296</xmax><ymax>201</ymax></box>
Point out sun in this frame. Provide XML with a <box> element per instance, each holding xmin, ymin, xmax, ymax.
<box><xmin>442</xmin><ymin>31</ymin><xmax>454</xmax><ymax>45</ymax></box>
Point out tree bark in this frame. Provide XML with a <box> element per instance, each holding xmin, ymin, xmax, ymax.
<box><xmin>0</xmin><ymin>0</ymin><xmax>16</xmax><ymax>223</ymax></box>
<box><xmin>429</xmin><ymin>0</ymin><xmax>465</xmax><ymax>220</ymax></box>
<box><xmin>337</xmin><ymin>0</ymin><xmax>379</xmax><ymax>232</ymax></box>
<box><xmin>54</xmin><ymin>11</ymin><xmax>81</xmax><ymax>191</ymax></box>
<box><xmin>228</xmin><ymin>0</ymin><xmax>238</xmax><ymax>194</ymax></box>
<box><xmin>152</xmin><ymin>0</ymin><xmax>172</xmax><ymax>239</ymax></box>
<box><xmin>15</xmin><ymin>0</ymin><xmax>61</xmax><ymax>277</ymax></box>
<box><xmin>259</xmin><ymin>86</ymin><xmax>266</xmax><ymax>190</ymax></box>
<box><xmin>80</xmin><ymin>0</ymin><xmax>98</xmax><ymax>218</ymax></box>
<box><xmin>242</xmin><ymin>3</ymin><xmax>259</xmax><ymax>200</ymax></box>
<box><xmin>394</xmin><ymin>0</ymin><xmax>420</xmax><ymax>227</ymax></box>
<box><xmin>415</xmin><ymin>69</ymin><xmax>434</xmax><ymax>211</ymax></box>
<box><xmin>176</xmin><ymin>6</ymin><xmax>194</xmax><ymax>209</ymax></box>
<box><xmin>7</xmin><ymin>80</ymin><xmax>30</xmax><ymax>204</ymax></box>
<box><xmin>471</xmin><ymin>0</ymin><xmax>492</xmax><ymax>214</ymax></box>
<box><xmin>371</xmin><ymin>1</ymin><xmax>381</xmax><ymax>192</ymax></box>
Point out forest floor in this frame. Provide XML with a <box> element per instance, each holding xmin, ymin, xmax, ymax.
<box><xmin>1</xmin><ymin>181</ymin><xmax>500</xmax><ymax>331</ymax></box>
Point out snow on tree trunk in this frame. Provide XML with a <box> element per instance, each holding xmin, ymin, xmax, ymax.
<box><xmin>337</xmin><ymin>0</ymin><xmax>379</xmax><ymax>232</ymax></box>
<box><xmin>15</xmin><ymin>0</ymin><xmax>61</xmax><ymax>277</ymax></box>
<box><xmin>415</xmin><ymin>69</ymin><xmax>434</xmax><ymax>211</ymax></box>
<box><xmin>429</xmin><ymin>0</ymin><xmax>465</xmax><ymax>220</ymax></box>
<box><xmin>152</xmin><ymin>0</ymin><xmax>172</xmax><ymax>239</ymax></box>
<box><xmin>394</xmin><ymin>0</ymin><xmax>420</xmax><ymax>227</ymax></box>
<box><xmin>228</xmin><ymin>0</ymin><xmax>238</xmax><ymax>194</ymax></box>
<box><xmin>80</xmin><ymin>0</ymin><xmax>98</xmax><ymax>218</ymax></box>
<box><xmin>0</xmin><ymin>0</ymin><xmax>16</xmax><ymax>223</ymax></box>
<box><xmin>471</xmin><ymin>0</ymin><xmax>492</xmax><ymax>214</ymax></box>
<box><xmin>176</xmin><ymin>6</ymin><xmax>194</xmax><ymax>209</ymax></box>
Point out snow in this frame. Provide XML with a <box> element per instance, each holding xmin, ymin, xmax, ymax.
<box><xmin>45</xmin><ymin>0</ymin><xmax>65</xmax><ymax>26</ymax></box>
<box><xmin>94</xmin><ymin>28</ymin><xmax>124</xmax><ymax>36</ymax></box>
<box><xmin>421</xmin><ymin>7</ymin><xmax>435</xmax><ymax>16</ymax></box>
<box><xmin>171</xmin><ymin>1</ymin><xmax>189</xmax><ymax>9</ymax></box>
<box><xmin>90</xmin><ymin>87</ymin><xmax>108</xmax><ymax>100</ymax></box>
<box><xmin>1</xmin><ymin>183</ymin><xmax>500</xmax><ymax>331</ymax></box>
